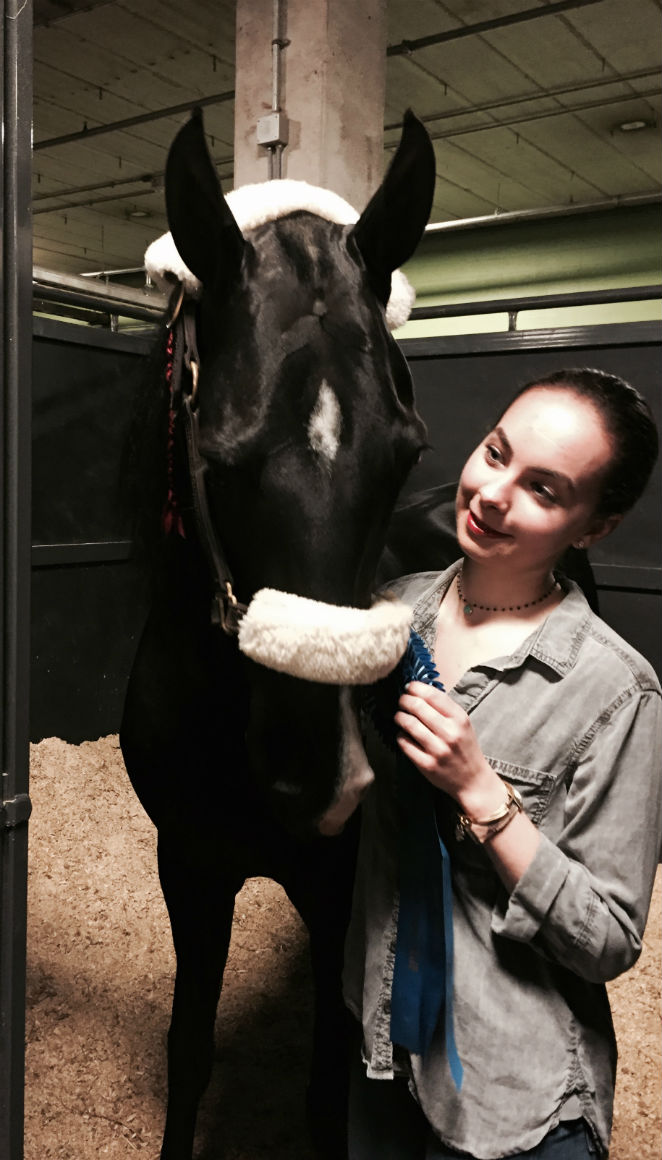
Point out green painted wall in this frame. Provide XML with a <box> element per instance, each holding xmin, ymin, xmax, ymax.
<box><xmin>397</xmin><ymin>203</ymin><xmax>662</xmax><ymax>339</ymax></box>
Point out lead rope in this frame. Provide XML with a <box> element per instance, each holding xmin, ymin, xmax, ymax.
<box><xmin>162</xmin><ymin>326</ymin><xmax>185</xmax><ymax>538</ymax></box>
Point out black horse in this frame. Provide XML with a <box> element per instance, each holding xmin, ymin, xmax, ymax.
<box><xmin>120</xmin><ymin>110</ymin><xmax>435</xmax><ymax>1160</ymax></box>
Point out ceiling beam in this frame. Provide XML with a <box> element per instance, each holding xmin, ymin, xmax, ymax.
<box><xmin>35</xmin><ymin>68</ymin><xmax>660</xmax><ymax>212</ymax></box>
<box><xmin>34</xmin><ymin>0</ymin><xmax>117</xmax><ymax>27</ymax></box>
<box><xmin>34</xmin><ymin>88</ymin><xmax>235</xmax><ymax>151</ymax></box>
<box><xmin>35</xmin><ymin>0</ymin><xmax>610</xmax><ymax>152</ymax></box>
<box><xmin>384</xmin><ymin>70</ymin><xmax>661</xmax><ymax>132</ymax></box>
<box><xmin>420</xmin><ymin>88</ymin><xmax>661</xmax><ymax>144</ymax></box>
<box><xmin>424</xmin><ymin>194</ymin><xmax>662</xmax><ymax>234</ymax></box>
<box><xmin>387</xmin><ymin>0</ymin><xmax>606</xmax><ymax>58</ymax></box>
<box><xmin>33</xmin><ymin>150</ymin><xmax>234</xmax><ymax>213</ymax></box>
<box><xmin>384</xmin><ymin>88</ymin><xmax>661</xmax><ymax>149</ymax></box>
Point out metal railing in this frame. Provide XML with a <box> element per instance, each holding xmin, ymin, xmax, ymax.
<box><xmin>32</xmin><ymin>270</ymin><xmax>662</xmax><ymax>335</ymax></box>
<box><xmin>33</xmin><ymin>266</ymin><xmax>166</xmax><ymax>326</ymax></box>
<box><xmin>409</xmin><ymin>284</ymin><xmax>662</xmax><ymax>332</ymax></box>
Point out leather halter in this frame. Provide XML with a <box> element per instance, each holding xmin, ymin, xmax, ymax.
<box><xmin>167</xmin><ymin>283</ymin><xmax>248</xmax><ymax>636</ymax></box>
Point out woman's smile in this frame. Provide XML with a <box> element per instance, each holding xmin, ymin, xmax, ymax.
<box><xmin>466</xmin><ymin>508</ymin><xmax>510</xmax><ymax>539</ymax></box>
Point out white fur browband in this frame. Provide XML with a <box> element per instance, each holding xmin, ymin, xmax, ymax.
<box><xmin>237</xmin><ymin>588</ymin><xmax>412</xmax><ymax>684</ymax></box>
<box><xmin>145</xmin><ymin>178</ymin><xmax>416</xmax><ymax>330</ymax></box>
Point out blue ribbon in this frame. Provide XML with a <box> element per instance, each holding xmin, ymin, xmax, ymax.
<box><xmin>389</xmin><ymin>631</ymin><xmax>463</xmax><ymax>1089</ymax></box>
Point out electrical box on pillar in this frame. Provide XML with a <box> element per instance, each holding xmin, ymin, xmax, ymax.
<box><xmin>256</xmin><ymin>111</ymin><xmax>289</xmax><ymax>149</ymax></box>
<box><xmin>234</xmin><ymin>0</ymin><xmax>387</xmax><ymax>203</ymax></box>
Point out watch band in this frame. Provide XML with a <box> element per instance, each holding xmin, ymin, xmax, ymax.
<box><xmin>455</xmin><ymin>781</ymin><xmax>523</xmax><ymax>845</ymax></box>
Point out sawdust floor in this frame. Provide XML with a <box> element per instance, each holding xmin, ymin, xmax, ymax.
<box><xmin>25</xmin><ymin>736</ymin><xmax>661</xmax><ymax>1159</ymax></box>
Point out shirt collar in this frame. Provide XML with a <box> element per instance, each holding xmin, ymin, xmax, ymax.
<box><xmin>410</xmin><ymin>559</ymin><xmax>592</xmax><ymax>679</ymax></box>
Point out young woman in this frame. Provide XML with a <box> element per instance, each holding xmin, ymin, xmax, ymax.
<box><xmin>344</xmin><ymin>368</ymin><xmax>661</xmax><ymax>1160</ymax></box>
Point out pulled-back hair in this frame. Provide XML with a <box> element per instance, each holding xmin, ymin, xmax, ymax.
<box><xmin>501</xmin><ymin>367</ymin><xmax>659</xmax><ymax>518</ymax></box>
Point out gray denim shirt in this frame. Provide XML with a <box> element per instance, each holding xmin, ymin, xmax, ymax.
<box><xmin>343</xmin><ymin>560</ymin><xmax>662</xmax><ymax>1160</ymax></box>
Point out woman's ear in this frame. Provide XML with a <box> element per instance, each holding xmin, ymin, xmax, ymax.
<box><xmin>576</xmin><ymin>513</ymin><xmax>623</xmax><ymax>549</ymax></box>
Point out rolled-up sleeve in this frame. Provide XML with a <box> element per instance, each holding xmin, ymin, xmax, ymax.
<box><xmin>491</xmin><ymin>686</ymin><xmax>662</xmax><ymax>983</ymax></box>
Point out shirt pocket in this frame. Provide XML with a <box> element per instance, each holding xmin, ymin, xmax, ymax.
<box><xmin>484</xmin><ymin>757</ymin><xmax>558</xmax><ymax>826</ymax></box>
<box><xmin>443</xmin><ymin>760</ymin><xmax>559</xmax><ymax>880</ymax></box>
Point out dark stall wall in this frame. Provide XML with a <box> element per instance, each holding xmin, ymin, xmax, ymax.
<box><xmin>399</xmin><ymin>325</ymin><xmax>662</xmax><ymax>676</ymax></box>
<box><xmin>32</xmin><ymin>319</ymin><xmax>150</xmax><ymax>545</ymax></box>
<box><xmin>30</xmin><ymin>560</ymin><xmax>146</xmax><ymax>742</ymax></box>
<box><xmin>31</xmin><ymin>318</ymin><xmax>152</xmax><ymax>743</ymax></box>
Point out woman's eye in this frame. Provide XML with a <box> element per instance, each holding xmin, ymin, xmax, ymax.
<box><xmin>485</xmin><ymin>443</ymin><xmax>502</xmax><ymax>463</ymax></box>
<box><xmin>531</xmin><ymin>480</ymin><xmax>557</xmax><ymax>504</ymax></box>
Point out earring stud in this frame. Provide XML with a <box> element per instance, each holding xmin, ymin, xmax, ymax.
<box><xmin>574</xmin><ymin>539</ymin><xmax>586</xmax><ymax>550</ymax></box>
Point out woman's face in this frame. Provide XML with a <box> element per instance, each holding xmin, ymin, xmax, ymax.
<box><xmin>456</xmin><ymin>386</ymin><xmax>617</xmax><ymax>573</ymax></box>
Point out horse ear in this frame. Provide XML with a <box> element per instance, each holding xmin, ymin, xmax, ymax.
<box><xmin>165</xmin><ymin>108</ymin><xmax>245</xmax><ymax>290</ymax></box>
<box><xmin>350</xmin><ymin>110</ymin><xmax>436</xmax><ymax>305</ymax></box>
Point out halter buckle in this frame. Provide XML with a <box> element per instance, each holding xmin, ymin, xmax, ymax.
<box><xmin>166</xmin><ymin>283</ymin><xmax>185</xmax><ymax>328</ymax></box>
<box><xmin>189</xmin><ymin>359</ymin><xmax>200</xmax><ymax>406</ymax></box>
<box><xmin>211</xmin><ymin>583</ymin><xmax>247</xmax><ymax>637</ymax></box>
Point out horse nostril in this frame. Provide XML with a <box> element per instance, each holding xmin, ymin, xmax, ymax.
<box><xmin>271</xmin><ymin>780</ymin><xmax>304</xmax><ymax>797</ymax></box>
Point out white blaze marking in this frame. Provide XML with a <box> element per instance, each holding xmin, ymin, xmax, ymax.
<box><xmin>318</xmin><ymin>688</ymin><xmax>375</xmax><ymax>836</ymax></box>
<box><xmin>308</xmin><ymin>380</ymin><xmax>341</xmax><ymax>465</ymax></box>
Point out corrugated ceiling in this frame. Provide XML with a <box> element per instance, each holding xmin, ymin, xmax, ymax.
<box><xmin>32</xmin><ymin>0</ymin><xmax>661</xmax><ymax>279</ymax></box>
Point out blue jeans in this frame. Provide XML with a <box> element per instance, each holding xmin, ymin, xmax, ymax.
<box><xmin>427</xmin><ymin>1121</ymin><xmax>597</xmax><ymax>1160</ymax></box>
<box><xmin>348</xmin><ymin>1064</ymin><xmax>598</xmax><ymax>1160</ymax></box>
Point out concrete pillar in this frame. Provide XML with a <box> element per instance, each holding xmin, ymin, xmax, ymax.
<box><xmin>234</xmin><ymin>0</ymin><xmax>387</xmax><ymax>211</ymax></box>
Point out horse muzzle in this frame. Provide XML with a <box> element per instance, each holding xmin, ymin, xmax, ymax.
<box><xmin>237</xmin><ymin>587</ymin><xmax>412</xmax><ymax>685</ymax></box>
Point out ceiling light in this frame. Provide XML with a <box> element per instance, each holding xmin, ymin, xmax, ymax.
<box><xmin>616</xmin><ymin>119</ymin><xmax>652</xmax><ymax>133</ymax></box>
<box><xmin>127</xmin><ymin>208</ymin><xmax>150</xmax><ymax>219</ymax></box>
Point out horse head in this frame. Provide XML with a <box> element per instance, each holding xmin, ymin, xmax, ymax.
<box><xmin>145</xmin><ymin>109</ymin><xmax>435</xmax><ymax>836</ymax></box>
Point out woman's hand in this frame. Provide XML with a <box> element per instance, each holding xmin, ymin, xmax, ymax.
<box><xmin>396</xmin><ymin>682</ymin><xmax>541</xmax><ymax>889</ymax></box>
<box><xmin>395</xmin><ymin>681</ymin><xmax>506</xmax><ymax>816</ymax></box>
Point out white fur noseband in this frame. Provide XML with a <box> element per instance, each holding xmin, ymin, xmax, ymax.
<box><xmin>145</xmin><ymin>178</ymin><xmax>416</xmax><ymax>331</ymax></box>
<box><xmin>237</xmin><ymin>589</ymin><xmax>412</xmax><ymax>684</ymax></box>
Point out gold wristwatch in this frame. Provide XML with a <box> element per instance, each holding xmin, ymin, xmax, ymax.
<box><xmin>456</xmin><ymin>781</ymin><xmax>523</xmax><ymax>845</ymax></box>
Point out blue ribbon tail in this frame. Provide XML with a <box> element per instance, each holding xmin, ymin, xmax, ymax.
<box><xmin>389</xmin><ymin>765</ymin><xmax>463</xmax><ymax>1089</ymax></box>
<box><xmin>386</xmin><ymin>629</ymin><xmax>463</xmax><ymax>1089</ymax></box>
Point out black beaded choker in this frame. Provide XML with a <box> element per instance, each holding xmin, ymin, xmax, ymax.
<box><xmin>457</xmin><ymin>568</ymin><xmax>557</xmax><ymax>616</ymax></box>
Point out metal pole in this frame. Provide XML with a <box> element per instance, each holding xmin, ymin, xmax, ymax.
<box><xmin>271</xmin><ymin>0</ymin><xmax>282</xmax><ymax>114</ymax></box>
<box><xmin>1</xmin><ymin>0</ymin><xmax>33</xmax><ymax>1156</ymax></box>
<box><xmin>270</xmin><ymin>0</ymin><xmax>286</xmax><ymax>179</ymax></box>
<box><xmin>254</xmin><ymin>0</ymin><xmax>288</xmax><ymax>180</ymax></box>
